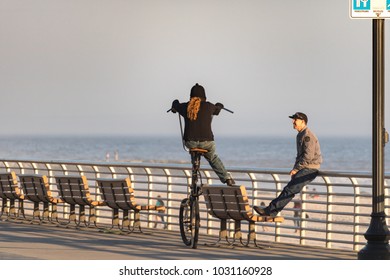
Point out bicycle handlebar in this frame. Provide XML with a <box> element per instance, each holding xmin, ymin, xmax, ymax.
<box><xmin>167</xmin><ymin>107</ymin><xmax>234</xmax><ymax>114</ymax></box>
<box><xmin>222</xmin><ymin>107</ymin><xmax>234</xmax><ymax>114</ymax></box>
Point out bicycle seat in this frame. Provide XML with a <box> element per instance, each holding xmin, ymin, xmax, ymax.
<box><xmin>189</xmin><ymin>148</ymin><xmax>208</xmax><ymax>154</ymax></box>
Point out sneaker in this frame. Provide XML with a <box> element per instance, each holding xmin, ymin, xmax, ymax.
<box><xmin>253</xmin><ymin>206</ymin><xmax>268</xmax><ymax>216</ymax></box>
<box><xmin>225</xmin><ymin>178</ymin><xmax>235</xmax><ymax>186</ymax></box>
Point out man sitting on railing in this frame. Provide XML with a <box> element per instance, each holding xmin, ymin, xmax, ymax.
<box><xmin>254</xmin><ymin>112</ymin><xmax>322</xmax><ymax>217</ymax></box>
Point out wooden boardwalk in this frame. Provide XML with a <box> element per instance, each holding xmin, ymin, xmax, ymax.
<box><xmin>0</xmin><ymin>220</ymin><xmax>357</xmax><ymax>260</ymax></box>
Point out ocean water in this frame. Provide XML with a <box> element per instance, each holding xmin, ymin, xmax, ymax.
<box><xmin>0</xmin><ymin>135</ymin><xmax>388</xmax><ymax>173</ymax></box>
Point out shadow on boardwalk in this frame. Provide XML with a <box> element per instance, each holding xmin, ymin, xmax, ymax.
<box><xmin>0</xmin><ymin>220</ymin><xmax>356</xmax><ymax>260</ymax></box>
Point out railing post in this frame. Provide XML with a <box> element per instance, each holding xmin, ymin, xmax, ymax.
<box><xmin>350</xmin><ymin>177</ymin><xmax>361</xmax><ymax>251</ymax></box>
<box><xmin>93</xmin><ymin>165</ymin><xmax>102</xmax><ymax>224</ymax></box>
<box><xmin>4</xmin><ymin>161</ymin><xmax>11</xmax><ymax>172</ymax></box>
<box><xmin>126</xmin><ymin>167</ymin><xmax>135</xmax><ymax>188</ymax></box>
<box><xmin>323</xmin><ymin>176</ymin><xmax>333</xmax><ymax>249</ymax></box>
<box><xmin>203</xmin><ymin>170</ymin><xmax>212</xmax><ymax>185</ymax></box>
<box><xmin>109</xmin><ymin>166</ymin><xmax>116</xmax><ymax>178</ymax></box>
<box><xmin>163</xmin><ymin>168</ymin><xmax>172</xmax><ymax>231</ymax></box>
<box><xmin>300</xmin><ymin>189</ymin><xmax>307</xmax><ymax>246</ymax></box>
<box><xmin>60</xmin><ymin>164</ymin><xmax>70</xmax><ymax>219</ymax></box>
<box><xmin>184</xmin><ymin>169</ymin><xmax>191</xmax><ymax>193</ymax></box>
<box><xmin>271</xmin><ymin>173</ymin><xmax>282</xmax><ymax>242</ymax></box>
<box><xmin>249</xmin><ymin>172</ymin><xmax>258</xmax><ymax>206</ymax></box>
<box><xmin>77</xmin><ymin>165</ymin><xmax>84</xmax><ymax>176</ymax></box>
<box><xmin>61</xmin><ymin>164</ymin><xmax>68</xmax><ymax>176</ymax></box>
<box><xmin>145</xmin><ymin>167</ymin><xmax>153</xmax><ymax>226</ymax></box>
<box><xmin>17</xmin><ymin>162</ymin><xmax>24</xmax><ymax>174</ymax></box>
<box><xmin>32</xmin><ymin>162</ymin><xmax>39</xmax><ymax>174</ymax></box>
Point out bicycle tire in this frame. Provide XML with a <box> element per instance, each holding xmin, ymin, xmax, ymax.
<box><xmin>179</xmin><ymin>198</ymin><xmax>192</xmax><ymax>246</ymax></box>
<box><xmin>179</xmin><ymin>197</ymin><xmax>200</xmax><ymax>248</ymax></box>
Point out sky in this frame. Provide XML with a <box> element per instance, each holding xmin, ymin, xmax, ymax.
<box><xmin>0</xmin><ymin>0</ymin><xmax>388</xmax><ymax>137</ymax></box>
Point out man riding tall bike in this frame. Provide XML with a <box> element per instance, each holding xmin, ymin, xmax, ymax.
<box><xmin>169</xmin><ymin>83</ymin><xmax>234</xmax><ymax>248</ymax></box>
<box><xmin>170</xmin><ymin>83</ymin><xmax>235</xmax><ymax>186</ymax></box>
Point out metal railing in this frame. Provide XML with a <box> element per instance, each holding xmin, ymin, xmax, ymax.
<box><xmin>1</xmin><ymin>158</ymin><xmax>389</xmax><ymax>252</ymax></box>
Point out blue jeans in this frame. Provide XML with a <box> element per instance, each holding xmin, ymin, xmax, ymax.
<box><xmin>185</xmin><ymin>140</ymin><xmax>230</xmax><ymax>183</ymax></box>
<box><xmin>267</xmin><ymin>168</ymin><xmax>319</xmax><ymax>216</ymax></box>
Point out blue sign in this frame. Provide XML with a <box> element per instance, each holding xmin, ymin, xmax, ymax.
<box><xmin>350</xmin><ymin>0</ymin><xmax>390</xmax><ymax>18</ymax></box>
<box><xmin>353</xmin><ymin>0</ymin><xmax>370</xmax><ymax>10</ymax></box>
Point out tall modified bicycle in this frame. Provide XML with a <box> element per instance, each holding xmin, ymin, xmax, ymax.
<box><xmin>168</xmin><ymin>103</ymin><xmax>233</xmax><ymax>249</ymax></box>
<box><xmin>179</xmin><ymin>147</ymin><xmax>207</xmax><ymax>249</ymax></box>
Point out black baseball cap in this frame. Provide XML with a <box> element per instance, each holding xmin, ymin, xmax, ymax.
<box><xmin>289</xmin><ymin>112</ymin><xmax>308</xmax><ymax>123</ymax></box>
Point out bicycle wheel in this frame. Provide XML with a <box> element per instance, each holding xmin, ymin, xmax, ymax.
<box><xmin>179</xmin><ymin>198</ymin><xmax>192</xmax><ymax>246</ymax></box>
<box><xmin>179</xmin><ymin>197</ymin><xmax>200</xmax><ymax>248</ymax></box>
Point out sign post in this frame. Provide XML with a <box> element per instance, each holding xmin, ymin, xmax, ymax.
<box><xmin>350</xmin><ymin>0</ymin><xmax>390</xmax><ymax>260</ymax></box>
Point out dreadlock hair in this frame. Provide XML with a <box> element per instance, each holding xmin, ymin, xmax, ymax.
<box><xmin>187</xmin><ymin>97</ymin><xmax>202</xmax><ymax>121</ymax></box>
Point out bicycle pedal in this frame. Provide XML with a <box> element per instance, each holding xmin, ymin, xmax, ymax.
<box><xmin>192</xmin><ymin>191</ymin><xmax>202</xmax><ymax>197</ymax></box>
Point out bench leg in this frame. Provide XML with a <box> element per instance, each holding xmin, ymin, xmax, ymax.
<box><xmin>205</xmin><ymin>219</ymin><xmax>234</xmax><ymax>247</ymax></box>
<box><xmin>1</xmin><ymin>199</ymin><xmax>25</xmax><ymax>221</ymax></box>
<box><xmin>122</xmin><ymin>209</ymin><xmax>131</xmax><ymax>231</ymax></box>
<box><xmin>17</xmin><ymin>200</ymin><xmax>25</xmax><ymax>220</ymax></box>
<box><xmin>132</xmin><ymin>211</ymin><xmax>142</xmax><ymax>233</ymax></box>
<box><xmin>30</xmin><ymin>202</ymin><xmax>41</xmax><ymax>224</ymax></box>
<box><xmin>219</xmin><ymin>219</ymin><xmax>229</xmax><ymax>242</ymax></box>
<box><xmin>62</xmin><ymin>205</ymin><xmax>90</xmax><ymax>228</ymax></box>
<box><xmin>112</xmin><ymin>209</ymin><xmax>120</xmax><ymax>228</ymax></box>
<box><xmin>58</xmin><ymin>204</ymin><xmax>78</xmax><ymax>227</ymax></box>
<box><xmin>88</xmin><ymin>206</ymin><xmax>98</xmax><ymax>228</ymax></box>
<box><xmin>70</xmin><ymin>204</ymin><xmax>77</xmax><ymax>225</ymax></box>
<box><xmin>98</xmin><ymin>208</ymin><xmax>120</xmax><ymax>233</ymax></box>
<box><xmin>245</xmin><ymin>221</ymin><xmax>256</xmax><ymax>246</ymax></box>
<box><xmin>79</xmin><ymin>205</ymin><xmax>87</xmax><ymax>226</ymax></box>
<box><xmin>0</xmin><ymin>198</ymin><xmax>8</xmax><ymax>219</ymax></box>
<box><xmin>233</xmin><ymin>220</ymin><xmax>244</xmax><ymax>245</ymax></box>
<box><xmin>9</xmin><ymin>199</ymin><xmax>16</xmax><ymax>217</ymax></box>
<box><xmin>245</xmin><ymin>222</ymin><xmax>268</xmax><ymax>248</ymax></box>
<box><xmin>50</xmin><ymin>203</ymin><xmax>59</xmax><ymax>223</ymax></box>
<box><xmin>42</xmin><ymin>202</ymin><xmax>50</xmax><ymax>222</ymax></box>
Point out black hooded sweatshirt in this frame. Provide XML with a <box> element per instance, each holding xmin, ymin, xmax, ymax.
<box><xmin>172</xmin><ymin>100</ymin><xmax>222</xmax><ymax>141</ymax></box>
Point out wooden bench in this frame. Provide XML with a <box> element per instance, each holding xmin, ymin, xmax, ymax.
<box><xmin>18</xmin><ymin>174</ymin><xmax>63</xmax><ymax>224</ymax></box>
<box><xmin>55</xmin><ymin>175</ymin><xmax>105</xmax><ymax>227</ymax></box>
<box><xmin>96</xmin><ymin>177</ymin><xmax>165</xmax><ymax>233</ymax></box>
<box><xmin>0</xmin><ymin>172</ymin><xmax>25</xmax><ymax>220</ymax></box>
<box><xmin>202</xmin><ymin>184</ymin><xmax>284</xmax><ymax>247</ymax></box>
